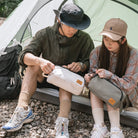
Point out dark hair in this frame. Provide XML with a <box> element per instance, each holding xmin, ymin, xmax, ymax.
<box><xmin>99</xmin><ymin>37</ymin><xmax>131</xmax><ymax>77</ymax></box>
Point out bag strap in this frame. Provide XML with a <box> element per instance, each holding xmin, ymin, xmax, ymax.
<box><xmin>42</xmin><ymin>72</ymin><xmax>48</xmax><ymax>78</ymax></box>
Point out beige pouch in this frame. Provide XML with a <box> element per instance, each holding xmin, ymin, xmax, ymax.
<box><xmin>42</xmin><ymin>66</ymin><xmax>84</xmax><ymax>95</ymax></box>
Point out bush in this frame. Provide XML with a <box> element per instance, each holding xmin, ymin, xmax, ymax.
<box><xmin>0</xmin><ymin>0</ymin><xmax>23</xmax><ymax>17</ymax></box>
<box><xmin>129</xmin><ymin>0</ymin><xmax>138</xmax><ymax>5</ymax></box>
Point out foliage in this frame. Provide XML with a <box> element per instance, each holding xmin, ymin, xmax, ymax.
<box><xmin>0</xmin><ymin>0</ymin><xmax>137</xmax><ymax>18</ymax></box>
<box><xmin>128</xmin><ymin>0</ymin><xmax>138</xmax><ymax>5</ymax></box>
<box><xmin>0</xmin><ymin>0</ymin><xmax>23</xmax><ymax>17</ymax></box>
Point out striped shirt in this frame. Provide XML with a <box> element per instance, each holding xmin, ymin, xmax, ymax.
<box><xmin>89</xmin><ymin>46</ymin><xmax>138</xmax><ymax>106</ymax></box>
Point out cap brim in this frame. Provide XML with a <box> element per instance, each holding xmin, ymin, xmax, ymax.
<box><xmin>60</xmin><ymin>14</ymin><xmax>91</xmax><ymax>30</ymax></box>
<box><xmin>100</xmin><ymin>31</ymin><xmax>122</xmax><ymax>41</ymax></box>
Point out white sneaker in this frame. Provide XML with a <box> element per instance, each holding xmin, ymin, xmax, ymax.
<box><xmin>55</xmin><ymin>117</ymin><xmax>69</xmax><ymax>138</ymax></box>
<box><xmin>110</xmin><ymin>127</ymin><xmax>124</xmax><ymax>138</ymax></box>
<box><xmin>2</xmin><ymin>106</ymin><xmax>35</xmax><ymax>132</ymax></box>
<box><xmin>90</xmin><ymin>124</ymin><xmax>109</xmax><ymax>138</ymax></box>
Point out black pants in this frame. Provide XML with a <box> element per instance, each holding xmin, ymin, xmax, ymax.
<box><xmin>37</xmin><ymin>78</ymin><xmax>59</xmax><ymax>90</ymax></box>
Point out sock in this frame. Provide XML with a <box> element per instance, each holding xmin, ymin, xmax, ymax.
<box><xmin>17</xmin><ymin>91</ymin><xmax>31</xmax><ymax>108</ymax></box>
<box><xmin>92</xmin><ymin>108</ymin><xmax>104</xmax><ymax>126</ymax></box>
<box><xmin>58</xmin><ymin>99</ymin><xmax>71</xmax><ymax>118</ymax></box>
<box><xmin>108</xmin><ymin>110</ymin><xmax>120</xmax><ymax>128</ymax></box>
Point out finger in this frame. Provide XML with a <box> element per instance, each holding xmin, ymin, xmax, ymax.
<box><xmin>97</xmin><ymin>69</ymin><xmax>104</xmax><ymax>73</ymax></box>
<box><xmin>85</xmin><ymin>77</ymin><xmax>91</xmax><ymax>83</ymax></box>
<box><xmin>97</xmin><ymin>72</ymin><xmax>104</xmax><ymax>78</ymax></box>
<box><xmin>43</xmin><ymin>67</ymin><xmax>51</xmax><ymax>74</ymax></box>
<box><xmin>71</xmin><ymin>65</ymin><xmax>79</xmax><ymax>72</ymax></box>
<box><xmin>48</xmin><ymin>62</ymin><xmax>55</xmax><ymax>70</ymax></box>
<box><xmin>62</xmin><ymin>65</ymin><xmax>68</xmax><ymax>68</ymax></box>
<box><xmin>67</xmin><ymin>62</ymin><xmax>75</xmax><ymax>69</ymax></box>
<box><xmin>46</xmin><ymin>63</ymin><xmax>55</xmax><ymax>73</ymax></box>
<box><xmin>70</xmin><ymin>63</ymin><xmax>80</xmax><ymax>72</ymax></box>
<box><xmin>96</xmin><ymin>69</ymin><xmax>101</xmax><ymax>74</ymax></box>
<box><xmin>43</xmin><ymin>63</ymin><xmax>54</xmax><ymax>74</ymax></box>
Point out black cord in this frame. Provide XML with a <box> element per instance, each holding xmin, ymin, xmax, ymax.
<box><xmin>59</xmin><ymin>23</ymin><xmax>65</xmax><ymax>36</ymax></box>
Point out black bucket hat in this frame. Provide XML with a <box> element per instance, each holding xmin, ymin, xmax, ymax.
<box><xmin>54</xmin><ymin>3</ymin><xmax>91</xmax><ymax>30</ymax></box>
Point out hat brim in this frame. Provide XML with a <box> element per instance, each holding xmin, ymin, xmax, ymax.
<box><xmin>53</xmin><ymin>10</ymin><xmax>60</xmax><ymax>17</ymax></box>
<box><xmin>53</xmin><ymin>10</ymin><xmax>91</xmax><ymax>30</ymax></box>
<box><xmin>100</xmin><ymin>31</ymin><xmax>122</xmax><ymax>41</ymax></box>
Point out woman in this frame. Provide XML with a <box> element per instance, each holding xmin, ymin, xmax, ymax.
<box><xmin>85</xmin><ymin>18</ymin><xmax>138</xmax><ymax>138</ymax></box>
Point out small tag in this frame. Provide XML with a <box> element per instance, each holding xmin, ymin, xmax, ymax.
<box><xmin>108</xmin><ymin>98</ymin><xmax>116</xmax><ymax>105</ymax></box>
<box><xmin>76</xmin><ymin>79</ymin><xmax>83</xmax><ymax>85</ymax></box>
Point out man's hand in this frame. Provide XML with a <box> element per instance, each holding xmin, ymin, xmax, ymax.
<box><xmin>63</xmin><ymin>62</ymin><xmax>82</xmax><ymax>72</ymax></box>
<box><xmin>40</xmin><ymin>59</ymin><xmax>55</xmax><ymax>74</ymax></box>
<box><xmin>24</xmin><ymin>53</ymin><xmax>55</xmax><ymax>74</ymax></box>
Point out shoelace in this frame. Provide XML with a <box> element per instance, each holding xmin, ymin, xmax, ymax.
<box><xmin>91</xmin><ymin>127</ymin><xmax>110</xmax><ymax>138</ymax></box>
<box><xmin>9</xmin><ymin>108</ymin><xmax>28</xmax><ymax>125</ymax></box>
<box><xmin>91</xmin><ymin>129</ymin><xmax>105</xmax><ymax>137</ymax></box>
<box><xmin>55</xmin><ymin>121</ymin><xmax>64</xmax><ymax>135</ymax></box>
<box><xmin>55</xmin><ymin>120</ymin><xmax>68</xmax><ymax>137</ymax></box>
<box><xmin>110</xmin><ymin>131</ymin><xmax>122</xmax><ymax>136</ymax></box>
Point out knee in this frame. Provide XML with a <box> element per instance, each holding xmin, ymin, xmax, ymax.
<box><xmin>25</xmin><ymin>65</ymin><xmax>43</xmax><ymax>80</ymax></box>
<box><xmin>26</xmin><ymin>65</ymin><xmax>41</xmax><ymax>75</ymax></box>
<box><xmin>60</xmin><ymin>96</ymin><xmax>71</xmax><ymax>103</ymax></box>
<box><xmin>59</xmin><ymin>89</ymin><xmax>72</xmax><ymax>102</ymax></box>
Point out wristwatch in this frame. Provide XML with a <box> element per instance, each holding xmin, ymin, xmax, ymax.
<box><xmin>79</xmin><ymin>62</ymin><xmax>85</xmax><ymax>71</ymax></box>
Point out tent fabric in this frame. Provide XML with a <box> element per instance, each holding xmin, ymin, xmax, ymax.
<box><xmin>0</xmin><ymin>0</ymin><xmax>138</xmax><ymax>51</ymax></box>
<box><xmin>74</xmin><ymin>0</ymin><xmax>138</xmax><ymax>48</ymax></box>
<box><xmin>0</xmin><ymin>0</ymin><xmax>39</xmax><ymax>52</ymax></box>
<box><xmin>29</xmin><ymin>0</ymin><xmax>73</xmax><ymax>36</ymax></box>
<box><xmin>0</xmin><ymin>0</ymin><xmax>73</xmax><ymax>51</ymax></box>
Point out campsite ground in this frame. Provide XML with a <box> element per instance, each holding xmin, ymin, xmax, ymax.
<box><xmin>0</xmin><ymin>98</ymin><xmax>138</xmax><ymax>138</ymax></box>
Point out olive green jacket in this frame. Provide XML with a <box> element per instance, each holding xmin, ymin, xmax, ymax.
<box><xmin>19</xmin><ymin>23</ymin><xmax>94</xmax><ymax>73</ymax></box>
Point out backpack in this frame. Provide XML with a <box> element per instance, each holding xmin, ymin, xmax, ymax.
<box><xmin>0</xmin><ymin>44</ymin><xmax>22</xmax><ymax>100</ymax></box>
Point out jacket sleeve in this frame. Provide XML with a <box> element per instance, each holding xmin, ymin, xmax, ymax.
<box><xmin>79</xmin><ymin>34</ymin><xmax>95</xmax><ymax>72</ymax></box>
<box><xmin>18</xmin><ymin>29</ymin><xmax>46</xmax><ymax>66</ymax></box>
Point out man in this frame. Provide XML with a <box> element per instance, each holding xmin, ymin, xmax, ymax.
<box><xmin>2</xmin><ymin>3</ymin><xmax>94</xmax><ymax>138</ymax></box>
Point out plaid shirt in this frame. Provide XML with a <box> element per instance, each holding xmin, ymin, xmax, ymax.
<box><xmin>89</xmin><ymin>46</ymin><xmax>138</xmax><ymax>106</ymax></box>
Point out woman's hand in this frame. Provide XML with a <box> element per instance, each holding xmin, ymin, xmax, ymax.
<box><xmin>84</xmin><ymin>73</ymin><xmax>93</xmax><ymax>83</ymax></box>
<box><xmin>96</xmin><ymin>69</ymin><xmax>112</xmax><ymax>79</ymax></box>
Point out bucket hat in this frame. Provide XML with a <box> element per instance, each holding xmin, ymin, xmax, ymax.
<box><xmin>100</xmin><ymin>18</ymin><xmax>128</xmax><ymax>41</ymax></box>
<box><xmin>54</xmin><ymin>3</ymin><xmax>91</xmax><ymax>30</ymax></box>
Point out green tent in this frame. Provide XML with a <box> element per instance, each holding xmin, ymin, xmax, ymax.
<box><xmin>75</xmin><ymin>0</ymin><xmax>138</xmax><ymax>48</ymax></box>
<box><xmin>0</xmin><ymin>0</ymin><xmax>137</xmax><ymax>50</ymax></box>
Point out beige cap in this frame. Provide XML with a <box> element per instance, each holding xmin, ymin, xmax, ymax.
<box><xmin>100</xmin><ymin>18</ymin><xmax>128</xmax><ymax>41</ymax></box>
